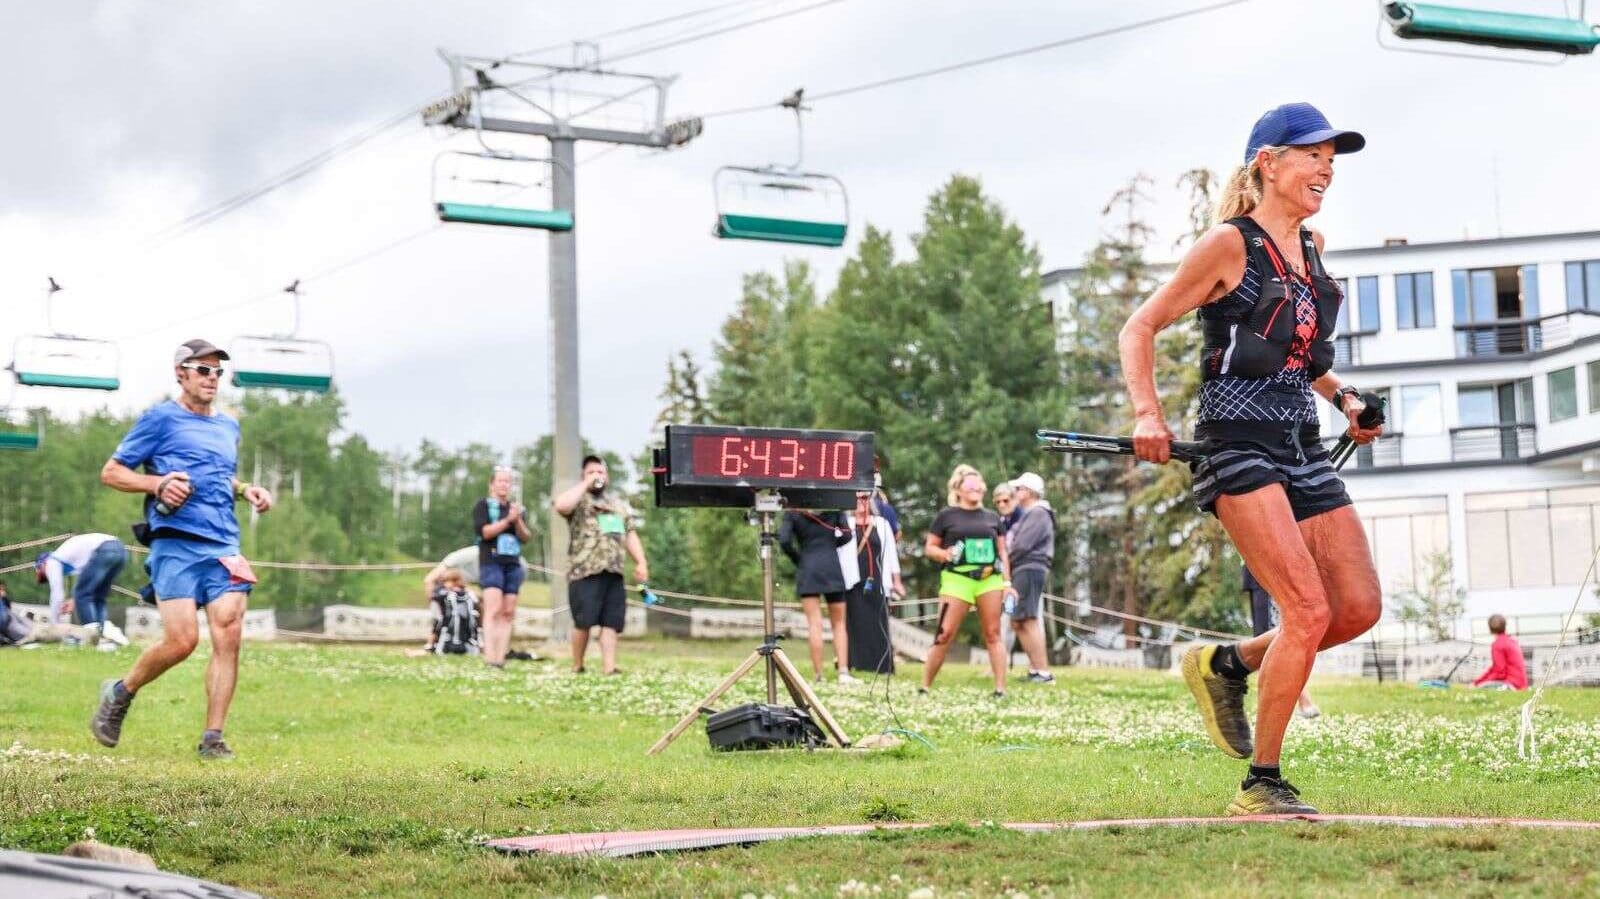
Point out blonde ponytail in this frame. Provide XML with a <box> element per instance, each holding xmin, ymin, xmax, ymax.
<box><xmin>946</xmin><ymin>463</ymin><xmax>984</xmax><ymax>507</ymax></box>
<box><xmin>1213</xmin><ymin>145</ymin><xmax>1289</xmax><ymax>224</ymax></box>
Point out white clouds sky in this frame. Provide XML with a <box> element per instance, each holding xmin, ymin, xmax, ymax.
<box><xmin>4</xmin><ymin>0</ymin><xmax>1597</xmax><ymax>457</ymax></box>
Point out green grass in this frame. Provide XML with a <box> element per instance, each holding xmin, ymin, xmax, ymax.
<box><xmin>2</xmin><ymin>639</ymin><xmax>1598</xmax><ymax>897</ymax></box>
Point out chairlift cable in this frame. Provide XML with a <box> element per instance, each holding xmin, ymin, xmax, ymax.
<box><xmin>606</xmin><ymin>0</ymin><xmax>850</xmax><ymax>65</ymax></box>
<box><xmin>114</xmin><ymin>147</ymin><xmax>618</xmax><ymax>342</ymax></box>
<box><xmin>502</xmin><ymin>0</ymin><xmax>781</xmax><ymax>61</ymax></box>
<box><xmin>699</xmin><ymin>0</ymin><xmax>1258</xmax><ymax>119</ymax></box>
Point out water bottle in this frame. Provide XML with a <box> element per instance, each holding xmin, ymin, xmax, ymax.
<box><xmin>639</xmin><ymin>584</ymin><xmax>660</xmax><ymax>606</ymax></box>
<box><xmin>863</xmin><ymin>576</ymin><xmax>876</xmax><ymax>595</ymax></box>
<box><xmin>1003</xmin><ymin>591</ymin><xmax>1017</xmax><ymax>616</ymax></box>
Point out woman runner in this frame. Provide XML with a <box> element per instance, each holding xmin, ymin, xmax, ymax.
<box><xmin>1118</xmin><ymin>102</ymin><xmax>1383</xmax><ymax>815</ymax></box>
<box><xmin>920</xmin><ymin>464</ymin><xmax>1017</xmax><ymax>698</ymax></box>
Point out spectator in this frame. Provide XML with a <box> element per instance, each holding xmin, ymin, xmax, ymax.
<box><xmin>474</xmin><ymin>466</ymin><xmax>532</xmax><ymax>668</ymax></box>
<box><xmin>426</xmin><ymin>568</ymin><xmax>481</xmax><ymax>656</ymax></box>
<box><xmin>1473</xmin><ymin>614</ymin><xmax>1528</xmax><ymax>690</ymax></box>
<box><xmin>871</xmin><ymin>460</ymin><xmax>901</xmax><ymax>538</ymax></box>
<box><xmin>844</xmin><ymin>490</ymin><xmax>903</xmax><ymax>675</ymax></box>
<box><xmin>992</xmin><ymin>483</ymin><xmax>1019</xmax><ymax>534</ymax></box>
<box><xmin>921</xmin><ymin>464</ymin><xmax>1018</xmax><ymax>698</ymax></box>
<box><xmin>780</xmin><ymin>506</ymin><xmax>860</xmax><ymax>684</ymax></box>
<box><xmin>1005</xmin><ymin>472</ymin><xmax>1055</xmax><ymax>684</ymax></box>
<box><xmin>1242</xmin><ymin>567</ymin><xmax>1321</xmax><ymax>717</ymax></box>
<box><xmin>0</xmin><ymin>580</ymin><xmax>35</xmax><ymax>646</ymax></box>
<box><xmin>35</xmin><ymin>533</ymin><xmax>130</xmax><ymax>650</ymax></box>
<box><xmin>553</xmin><ymin>455</ymin><xmax>650</xmax><ymax>675</ymax></box>
<box><xmin>421</xmin><ymin>546</ymin><xmax>532</xmax><ymax>660</ymax></box>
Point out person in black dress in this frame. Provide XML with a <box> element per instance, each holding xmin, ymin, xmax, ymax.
<box><xmin>844</xmin><ymin>490</ymin><xmax>903</xmax><ymax>674</ymax></box>
<box><xmin>779</xmin><ymin>508</ymin><xmax>859</xmax><ymax>683</ymax></box>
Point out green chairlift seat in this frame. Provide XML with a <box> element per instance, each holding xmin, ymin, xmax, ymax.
<box><xmin>716</xmin><ymin>214</ymin><xmax>847</xmax><ymax>247</ymax></box>
<box><xmin>0</xmin><ymin>430</ymin><xmax>40</xmax><ymax>451</ymax></box>
<box><xmin>229</xmin><ymin>335</ymin><xmax>334</xmax><ymax>394</ymax></box>
<box><xmin>10</xmin><ymin>335</ymin><xmax>121</xmax><ymax>393</ymax></box>
<box><xmin>435</xmin><ymin>202</ymin><xmax>574</xmax><ymax>231</ymax></box>
<box><xmin>712</xmin><ymin>167</ymin><xmax>850</xmax><ymax>249</ymax></box>
<box><xmin>1385</xmin><ymin>3</ymin><xmax>1600</xmax><ymax>55</ymax></box>
<box><xmin>14</xmin><ymin>372</ymin><xmax>119</xmax><ymax>391</ymax></box>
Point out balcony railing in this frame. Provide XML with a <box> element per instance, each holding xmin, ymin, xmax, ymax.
<box><xmin>1450</xmin><ymin>424</ymin><xmax>1537</xmax><ymax>462</ymax></box>
<box><xmin>1453</xmin><ymin>310</ymin><xmax>1596</xmax><ymax>359</ymax></box>
<box><xmin>1333</xmin><ymin>333</ymin><xmax>1364</xmax><ymax>368</ymax></box>
<box><xmin>1325</xmin><ymin>432</ymin><xmax>1404</xmax><ymax>470</ymax></box>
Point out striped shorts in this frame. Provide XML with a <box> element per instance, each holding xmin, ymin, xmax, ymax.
<box><xmin>1190</xmin><ymin>423</ymin><xmax>1351</xmax><ymax>522</ymax></box>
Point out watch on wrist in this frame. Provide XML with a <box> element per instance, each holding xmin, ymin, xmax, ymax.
<box><xmin>1335</xmin><ymin>386</ymin><xmax>1360</xmax><ymax>412</ymax></box>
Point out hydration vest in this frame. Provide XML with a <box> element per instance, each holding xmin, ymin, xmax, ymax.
<box><xmin>1200</xmin><ymin>217</ymin><xmax>1343</xmax><ymax>382</ymax></box>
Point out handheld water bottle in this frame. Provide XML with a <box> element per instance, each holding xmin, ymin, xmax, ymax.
<box><xmin>639</xmin><ymin>584</ymin><xmax>660</xmax><ymax>606</ymax></box>
<box><xmin>1003</xmin><ymin>590</ymin><xmax>1017</xmax><ymax>616</ymax></box>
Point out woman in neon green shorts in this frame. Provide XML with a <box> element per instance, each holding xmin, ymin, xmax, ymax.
<box><xmin>920</xmin><ymin>464</ymin><xmax>1019</xmax><ymax>698</ymax></box>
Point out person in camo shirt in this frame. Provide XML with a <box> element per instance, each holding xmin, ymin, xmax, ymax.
<box><xmin>552</xmin><ymin>455</ymin><xmax>650</xmax><ymax>675</ymax></box>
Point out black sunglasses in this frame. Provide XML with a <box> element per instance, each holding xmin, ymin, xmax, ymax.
<box><xmin>180</xmin><ymin>362</ymin><xmax>226</xmax><ymax>378</ymax></box>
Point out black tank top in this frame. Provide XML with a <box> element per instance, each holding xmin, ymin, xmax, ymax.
<box><xmin>1196</xmin><ymin>218</ymin><xmax>1341</xmax><ymax>427</ymax></box>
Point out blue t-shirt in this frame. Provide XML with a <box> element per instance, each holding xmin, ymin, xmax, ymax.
<box><xmin>112</xmin><ymin>400</ymin><xmax>242</xmax><ymax>550</ymax></box>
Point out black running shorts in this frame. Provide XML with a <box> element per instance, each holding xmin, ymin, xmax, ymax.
<box><xmin>1191</xmin><ymin>423</ymin><xmax>1352</xmax><ymax>522</ymax></box>
<box><xmin>570</xmin><ymin>571</ymin><xmax>627</xmax><ymax>632</ymax></box>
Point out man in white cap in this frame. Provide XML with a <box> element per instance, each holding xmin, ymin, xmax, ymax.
<box><xmin>91</xmin><ymin>339</ymin><xmax>274</xmax><ymax>759</ymax></box>
<box><xmin>1005</xmin><ymin>472</ymin><xmax>1055</xmax><ymax>683</ymax></box>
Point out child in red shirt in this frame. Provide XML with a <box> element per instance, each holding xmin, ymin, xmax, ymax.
<box><xmin>1473</xmin><ymin>614</ymin><xmax>1527</xmax><ymax>690</ymax></box>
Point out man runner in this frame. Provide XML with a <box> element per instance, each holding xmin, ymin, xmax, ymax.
<box><xmin>91</xmin><ymin>339</ymin><xmax>274</xmax><ymax>759</ymax></box>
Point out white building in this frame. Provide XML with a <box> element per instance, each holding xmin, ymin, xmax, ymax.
<box><xmin>1044</xmin><ymin>228</ymin><xmax>1600</xmax><ymax>635</ymax></box>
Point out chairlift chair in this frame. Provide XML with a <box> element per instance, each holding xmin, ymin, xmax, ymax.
<box><xmin>230</xmin><ymin>281</ymin><xmax>335</xmax><ymax>393</ymax></box>
<box><xmin>1383</xmin><ymin>2</ymin><xmax>1600</xmax><ymax>55</ymax></box>
<box><xmin>0</xmin><ymin>406</ymin><xmax>41</xmax><ymax>452</ymax></box>
<box><xmin>712</xmin><ymin>88</ymin><xmax>850</xmax><ymax>248</ymax></box>
<box><xmin>8</xmin><ymin>279</ymin><xmax>121</xmax><ymax>391</ymax></box>
<box><xmin>432</xmin><ymin>150</ymin><xmax>573</xmax><ymax>231</ymax></box>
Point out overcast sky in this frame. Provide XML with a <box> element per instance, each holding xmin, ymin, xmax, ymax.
<box><xmin>5</xmin><ymin>0</ymin><xmax>1598</xmax><ymax>459</ymax></box>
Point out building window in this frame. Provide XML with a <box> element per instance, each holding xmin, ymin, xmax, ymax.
<box><xmin>1568</xmin><ymin>260</ymin><xmax>1600</xmax><ymax>312</ymax></box>
<box><xmin>1452</xmin><ymin>265</ymin><xmax>1537</xmax><ymax>323</ymax></box>
<box><xmin>1357</xmin><ymin>276</ymin><xmax>1379</xmax><ymax>332</ymax></box>
<box><xmin>1458</xmin><ymin>379</ymin><xmax>1533</xmax><ymax>426</ymax></box>
<box><xmin>1465</xmin><ymin>488</ymin><xmax>1600</xmax><ymax>589</ymax></box>
<box><xmin>1335</xmin><ymin>278</ymin><xmax>1350</xmax><ymax>335</ymax></box>
<box><xmin>1400</xmin><ymin>384</ymin><xmax>1443</xmax><ymax>434</ymax></box>
<box><xmin>1549</xmin><ymin>367</ymin><xmax>1578</xmax><ymax>422</ymax></box>
<box><xmin>1395</xmin><ymin>272</ymin><xmax>1435</xmax><ymax>330</ymax></box>
<box><xmin>1589</xmin><ymin>360</ymin><xmax>1600</xmax><ymax>414</ymax></box>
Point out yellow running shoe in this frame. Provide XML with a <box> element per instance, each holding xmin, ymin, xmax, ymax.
<box><xmin>1227</xmin><ymin>776</ymin><xmax>1318</xmax><ymax>816</ymax></box>
<box><xmin>1180</xmin><ymin>644</ymin><xmax>1252</xmax><ymax>759</ymax></box>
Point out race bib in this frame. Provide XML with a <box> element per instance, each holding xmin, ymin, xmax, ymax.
<box><xmin>960</xmin><ymin>537</ymin><xmax>996</xmax><ymax>566</ymax></box>
<box><xmin>597</xmin><ymin>512</ymin><xmax>626</xmax><ymax>536</ymax></box>
<box><xmin>218</xmin><ymin>555</ymin><xmax>259</xmax><ymax>585</ymax></box>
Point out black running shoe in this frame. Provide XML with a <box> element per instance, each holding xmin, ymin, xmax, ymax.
<box><xmin>505</xmin><ymin>649</ymin><xmax>534</xmax><ymax>661</ymax></box>
<box><xmin>90</xmin><ymin>679</ymin><xmax>132</xmax><ymax>748</ymax></box>
<box><xmin>197</xmin><ymin>736</ymin><xmax>236</xmax><ymax>761</ymax></box>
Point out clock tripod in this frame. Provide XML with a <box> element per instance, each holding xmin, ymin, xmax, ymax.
<box><xmin>647</xmin><ymin>490</ymin><xmax>851</xmax><ymax>755</ymax></box>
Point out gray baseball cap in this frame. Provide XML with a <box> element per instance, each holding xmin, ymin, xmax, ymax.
<box><xmin>173</xmin><ymin>339</ymin><xmax>230</xmax><ymax>365</ymax></box>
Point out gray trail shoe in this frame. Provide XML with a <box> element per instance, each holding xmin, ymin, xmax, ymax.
<box><xmin>90</xmin><ymin>679</ymin><xmax>132</xmax><ymax>748</ymax></box>
<box><xmin>197</xmin><ymin>736</ymin><xmax>236</xmax><ymax>761</ymax></box>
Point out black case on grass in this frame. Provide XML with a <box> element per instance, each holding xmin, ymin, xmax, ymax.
<box><xmin>705</xmin><ymin>703</ymin><xmax>827</xmax><ymax>751</ymax></box>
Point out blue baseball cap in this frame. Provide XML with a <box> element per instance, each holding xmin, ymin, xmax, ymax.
<box><xmin>1244</xmin><ymin>102</ymin><xmax>1365</xmax><ymax>163</ymax></box>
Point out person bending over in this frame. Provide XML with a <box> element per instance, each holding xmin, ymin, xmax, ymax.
<box><xmin>92</xmin><ymin>339</ymin><xmax>274</xmax><ymax>760</ymax></box>
<box><xmin>779</xmin><ymin>505</ymin><xmax>859</xmax><ymax>684</ymax></box>
<box><xmin>1473</xmin><ymin>614</ymin><xmax>1527</xmax><ymax>690</ymax></box>
<box><xmin>474</xmin><ymin>467</ymin><xmax>532</xmax><ymax>668</ymax></box>
<box><xmin>921</xmin><ymin>464</ymin><xmax>1018</xmax><ymax>698</ymax></box>
<box><xmin>1120</xmin><ymin>104</ymin><xmax>1382</xmax><ymax>815</ymax></box>
<box><xmin>35</xmin><ymin>533</ymin><xmax>130</xmax><ymax>650</ymax></box>
<box><xmin>553</xmin><ymin>455</ymin><xmax>649</xmax><ymax>675</ymax></box>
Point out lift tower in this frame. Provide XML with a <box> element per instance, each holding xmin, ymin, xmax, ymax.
<box><xmin>424</xmin><ymin>51</ymin><xmax>703</xmax><ymax>639</ymax></box>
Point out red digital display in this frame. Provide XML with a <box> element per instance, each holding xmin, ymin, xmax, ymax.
<box><xmin>690</xmin><ymin>435</ymin><xmax>858</xmax><ymax>483</ymax></box>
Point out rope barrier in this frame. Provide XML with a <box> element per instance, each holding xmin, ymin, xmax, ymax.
<box><xmin>0</xmin><ymin>534</ymin><xmax>74</xmax><ymax>555</ymax></box>
<box><xmin>1041</xmin><ymin>592</ymin><xmax>1247</xmax><ymax>641</ymax></box>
